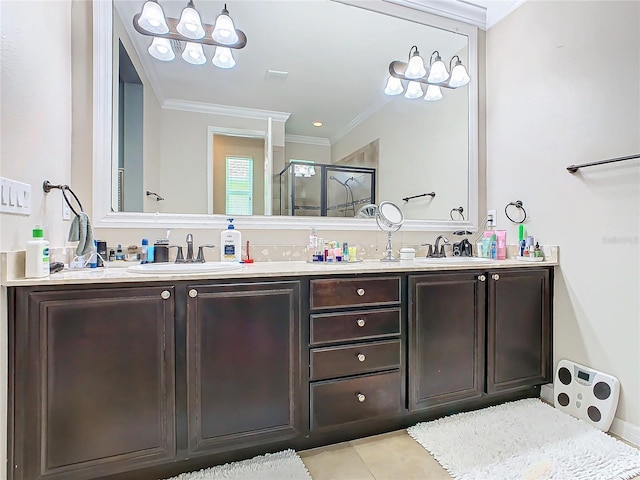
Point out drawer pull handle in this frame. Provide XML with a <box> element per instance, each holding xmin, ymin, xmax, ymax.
<box><xmin>189</xmin><ymin>289</ymin><xmax>198</xmax><ymax>298</ymax></box>
<box><xmin>492</xmin><ymin>274</ymin><xmax>500</xmax><ymax>281</ymax></box>
<box><xmin>357</xmin><ymin>288</ymin><xmax>365</xmax><ymax>296</ymax></box>
<box><xmin>357</xmin><ymin>353</ymin><xmax>366</xmax><ymax>362</ymax></box>
<box><xmin>478</xmin><ymin>275</ymin><xmax>486</xmax><ymax>282</ymax></box>
<box><xmin>161</xmin><ymin>290</ymin><xmax>171</xmax><ymax>300</ymax></box>
<box><xmin>356</xmin><ymin>393</ymin><xmax>366</xmax><ymax>403</ymax></box>
<box><xmin>356</xmin><ymin>318</ymin><xmax>366</xmax><ymax>327</ymax></box>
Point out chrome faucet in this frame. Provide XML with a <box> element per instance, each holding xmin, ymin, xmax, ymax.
<box><xmin>433</xmin><ymin>235</ymin><xmax>450</xmax><ymax>258</ymax></box>
<box><xmin>171</xmin><ymin>234</ymin><xmax>215</xmax><ymax>263</ymax></box>
<box><xmin>186</xmin><ymin>233</ymin><xmax>194</xmax><ymax>262</ymax></box>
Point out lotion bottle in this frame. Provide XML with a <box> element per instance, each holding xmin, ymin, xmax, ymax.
<box><xmin>25</xmin><ymin>225</ymin><xmax>50</xmax><ymax>278</ymax></box>
<box><xmin>220</xmin><ymin>218</ymin><xmax>242</xmax><ymax>262</ymax></box>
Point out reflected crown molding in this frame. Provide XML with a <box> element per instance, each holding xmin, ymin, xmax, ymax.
<box><xmin>162</xmin><ymin>99</ymin><xmax>291</xmax><ymax>122</ymax></box>
<box><xmin>383</xmin><ymin>0</ymin><xmax>487</xmax><ymax>29</ymax></box>
<box><xmin>285</xmin><ymin>135</ymin><xmax>331</xmax><ymax>147</ymax></box>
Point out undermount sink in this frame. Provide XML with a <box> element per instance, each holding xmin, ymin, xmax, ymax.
<box><xmin>414</xmin><ymin>257</ymin><xmax>497</xmax><ymax>264</ymax></box>
<box><xmin>127</xmin><ymin>262</ymin><xmax>244</xmax><ymax>275</ymax></box>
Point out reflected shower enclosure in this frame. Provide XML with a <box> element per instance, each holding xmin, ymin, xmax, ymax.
<box><xmin>279</xmin><ymin>162</ymin><xmax>376</xmax><ymax>217</ymax></box>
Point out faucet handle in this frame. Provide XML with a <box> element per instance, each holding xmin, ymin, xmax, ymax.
<box><xmin>421</xmin><ymin>243</ymin><xmax>434</xmax><ymax>258</ymax></box>
<box><xmin>196</xmin><ymin>244</ymin><xmax>216</xmax><ymax>263</ymax></box>
<box><xmin>168</xmin><ymin>245</ymin><xmax>184</xmax><ymax>263</ymax></box>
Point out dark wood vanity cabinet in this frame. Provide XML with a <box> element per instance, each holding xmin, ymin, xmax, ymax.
<box><xmin>408</xmin><ymin>271</ymin><xmax>486</xmax><ymax>411</ymax></box>
<box><xmin>10</xmin><ymin>286</ymin><xmax>176</xmax><ymax>480</ymax></box>
<box><xmin>486</xmin><ymin>268</ymin><xmax>552</xmax><ymax>393</ymax></box>
<box><xmin>308</xmin><ymin>276</ymin><xmax>403</xmax><ymax>430</ymax></box>
<box><xmin>409</xmin><ymin>267</ymin><xmax>553</xmax><ymax>411</ymax></box>
<box><xmin>7</xmin><ymin>267</ymin><xmax>552</xmax><ymax>479</ymax></box>
<box><xmin>185</xmin><ymin>281</ymin><xmax>302</xmax><ymax>456</ymax></box>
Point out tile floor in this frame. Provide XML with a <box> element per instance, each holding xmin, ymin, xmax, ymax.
<box><xmin>299</xmin><ymin>429</ymin><xmax>640</xmax><ymax>480</ymax></box>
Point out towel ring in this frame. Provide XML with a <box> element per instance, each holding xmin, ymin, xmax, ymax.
<box><xmin>43</xmin><ymin>180</ymin><xmax>84</xmax><ymax>216</ymax></box>
<box><xmin>504</xmin><ymin>200</ymin><xmax>527</xmax><ymax>224</ymax></box>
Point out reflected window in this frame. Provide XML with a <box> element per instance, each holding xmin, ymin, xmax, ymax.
<box><xmin>226</xmin><ymin>156</ymin><xmax>253</xmax><ymax>215</ymax></box>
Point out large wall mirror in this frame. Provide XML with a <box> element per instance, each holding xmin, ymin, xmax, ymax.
<box><xmin>93</xmin><ymin>0</ymin><xmax>478</xmax><ymax>230</ymax></box>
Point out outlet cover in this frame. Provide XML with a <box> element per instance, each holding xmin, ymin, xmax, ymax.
<box><xmin>487</xmin><ymin>209</ymin><xmax>497</xmax><ymax>228</ymax></box>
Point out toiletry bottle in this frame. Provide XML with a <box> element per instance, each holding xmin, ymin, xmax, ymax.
<box><xmin>308</xmin><ymin>228</ymin><xmax>318</xmax><ymax>262</ymax></box>
<box><xmin>25</xmin><ymin>225</ymin><xmax>50</xmax><ymax>278</ymax></box>
<box><xmin>343</xmin><ymin>242</ymin><xmax>349</xmax><ymax>262</ymax></box>
<box><xmin>115</xmin><ymin>244</ymin><xmax>125</xmax><ymax>261</ymax></box>
<box><xmin>220</xmin><ymin>218</ymin><xmax>242</xmax><ymax>262</ymax></box>
<box><xmin>147</xmin><ymin>241</ymin><xmax>155</xmax><ymax>263</ymax></box>
<box><xmin>141</xmin><ymin>239</ymin><xmax>149</xmax><ymax>264</ymax></box>
<box><xmin>534</xmin><ymin>242</ymin><xmax>543</xmax><ymax>258</ymax></box>
<box><xmin>490</xmin><ymin>234</ymin><xmax>497</xmax><ymax>260</ymax></box>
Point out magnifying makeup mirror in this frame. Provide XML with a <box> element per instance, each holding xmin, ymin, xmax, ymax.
<box><xmin>376</xmin><ymin>201</ymin><xmax>405</xmax><ymax>262</ymax></box>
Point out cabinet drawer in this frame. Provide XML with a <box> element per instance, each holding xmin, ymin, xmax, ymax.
<box><xmin>310</xmin><ymin>340</ymin><xmax>401</xmax><ymax>381</ymax></box>
<box><xmin>310</xmin><ymin>308</ymin><xmax>401</xmax><ymax>345</ymax></box>
<box><xmin>310</xmin><ymin>277</ymin><xmax>401</xmax><ymax>310</ymax></box>
<box><xmin>310</xmin><ymin>371</ymin><xmax>402</xmax><ymax>429</ymax></box>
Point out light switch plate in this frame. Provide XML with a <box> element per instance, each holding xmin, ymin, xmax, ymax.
<box><xmin>0</xmin><ymin>177</ymin><xmax>32</xmax><ymax>215</ymax></box>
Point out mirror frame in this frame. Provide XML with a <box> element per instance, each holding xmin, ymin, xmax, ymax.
<box><xmin>93</xmin><ymin>0</ymin><xmax>478</xmax><ymax>231</ymax></box>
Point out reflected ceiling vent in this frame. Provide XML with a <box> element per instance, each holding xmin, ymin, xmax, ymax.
<box><xmin>171</xmin><ymin>40</ymin><xmax>183</xmax><ymax>53</ymax></box>
<box><xmin>265</xmin><ymin>69</ymin><xmax>289</xmax><ymax>81</ymax></box>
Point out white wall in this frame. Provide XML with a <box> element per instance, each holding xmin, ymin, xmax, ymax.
<box><xmin>486</xmin><ymin>0</ymin><xmax>640</xmax><ymax>431</ymax></box>
<box><xmin>1</xmin><ymin>0</ymin><xmax>74</xmax><ymax>472</ymax></box>
<box><xmin>0</xmin><ymin>1</ymin><xmax>72</xmax><ymax>251</ymax></box>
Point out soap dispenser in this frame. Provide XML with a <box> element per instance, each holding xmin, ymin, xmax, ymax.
<box><xmin>220</xmin><ymin>218</ymin><xmax>242</xmax><ymax>262</ymax></box>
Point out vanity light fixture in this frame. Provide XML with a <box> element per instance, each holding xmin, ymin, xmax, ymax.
<box><xmin>385</xmin><ymin>46</ymin><xmax>470</xmax><ymax>101</ymax></box>
<box><xmin>134</xmin><ymin>1</ymin><xmax>246</xmax><ymax>69</ymax></box>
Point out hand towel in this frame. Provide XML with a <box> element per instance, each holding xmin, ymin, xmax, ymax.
<box><xmin>68</xmin><ymin>212</ymin><xmax>95</xmax><ymax>256</ymax></box>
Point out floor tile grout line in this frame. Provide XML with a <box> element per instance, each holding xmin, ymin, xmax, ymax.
<box><xmin>348</xmin><ymin>440</ymin><xmax>381</xmax><ymax>480</ymax></box>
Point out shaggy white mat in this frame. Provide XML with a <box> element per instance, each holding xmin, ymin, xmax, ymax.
<box><xmin>407</xmin><ymin>398</ymin><xmax>640</xmax><ymax>480</ymax></box>
<box><xmin>165</xmin><ymin>449</ymin><xmax>312</xmax><ymax>480</ymax></box>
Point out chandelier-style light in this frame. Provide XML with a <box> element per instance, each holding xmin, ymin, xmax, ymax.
<box><xmin>384</xmin><ymin>46</ymin><xmax>470</xmax><ymax>101</ymax></box>
<box><xmin>134</xmin><ymin>1</ymin><xmax>246</xmax><ymax>69</ymax></box>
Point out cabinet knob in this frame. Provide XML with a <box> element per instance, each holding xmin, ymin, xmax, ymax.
<box><xmin>356</xmin><ymin>393</ymin><xmax>366</xmax><ymax>403</ymax></box>
<box><xmin>357</xmin><ymin>353</ymin><xmax>366</xmax><ymax>362</ymax></box>
<box><xmin>356</xmin><ymin>318</ymin><xmax>366</xmax><ymax>327</ymax></box>
<box><xmin>189</xmin><ymin>289</ymin><xmax>198</xmax><ymax>298</ymax></box>
<box><xmin>492</xmin><ymin>274</ymin><xmax>500</xmax><ymax>281</ymax></box>
<box><xmin>478</xmin><ymin>275</ymin><xmax>486</xmax><ymax>282</ymax></box>
<box><xmin>161</xmin><ymin>290</ymin><xmax>171</xmax><ymax>300</ymax></box>
<box><xmin>357</xmin><ymin>288</ymin><xmax>365</xmax><ymax>296</ymax></box>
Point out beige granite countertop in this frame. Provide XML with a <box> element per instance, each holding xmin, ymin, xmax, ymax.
<box><xmin>2</xmin><ymin>246</ymin><xmax>558</xmax><ymax>287</ymax></box>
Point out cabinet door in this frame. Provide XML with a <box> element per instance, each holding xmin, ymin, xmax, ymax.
<box><xmin>486</xmin><ymin>268</ymin><xmax>552</xmax><ymax>393</ymax></box>
<box><xmin>408</xmin><ymin>272</ymin><xmax>486</xmax><ymax>411</ymax></box>
<box><xmin>186</xmin><ymin>281</ymin><xmax>301</xmax><ymax>456</ymax></box>
<box><xmin>12</xmin><ymin>286</ymin><xmax>176</xmax><ymax>480</ymax></box>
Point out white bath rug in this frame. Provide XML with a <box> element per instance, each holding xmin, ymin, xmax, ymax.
<box><xmin>165</xmin><ymin>449</ymin><xmax>312</xmax><ymax>480</ymax></box>
<box><xmin>407</xmin><ymin>398</ymin><xmax>640</xmax><ymax>480</ymax></box>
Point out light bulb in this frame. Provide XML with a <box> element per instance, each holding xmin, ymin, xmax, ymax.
<box><xmin>404</xmin><ymin>81</ymin><xmax>423</xmax><ymax>99</ymax></box>
<box><xmin>212</xmin><ymin>7</ymin><xmax>239</xmax><ymax>45</ymax></box>
<box><xmin>423</xmin><ymin>85</ymin><xmax>443</xmax><ymax>101</ymax></box>
<box><xmin>384</xmin><ymin>76</ymin><xmax>404</xmax><ymax>96</ymax></box>
<box><xmin>182</xmin><ymin>42</ymin><xmax>206</xmax><ymax>65</ymax></box>
<box><xmin>148</xmin><ymin>37</ymin><xmax>175</xmax><ymax>61</ymax></box>
<box><xmin>212</xmin><ymin>46</ymin><xmax>236</xmax><ymax>69</ymax></box>
<box><xmin>176</xmin><ymin>2</ymin><xmax>205</xmax><ymax>39</ymax></box>
<box><xmin>449</xmin><ymin>63</ymin><xmax>471</xmax><ymax>87</ymax></box>
<box><xmin>137</xmin><ymin>0</ymin><xmax>169</xmax><ymax>35</ymax></box>
<box><xmin>427</xmin><ymin>54</ymin><xmax>449</xmax><ymax>83</ymax></box>
<box><xmin>405</xmin><ymin>53</ymin><xmax>427</xmax><ymax>79</ymax></box>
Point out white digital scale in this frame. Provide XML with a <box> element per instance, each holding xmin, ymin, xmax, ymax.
<box><xmin>553</xmin><ymin>359</ymin><xmax>620</xmax><ymax>431</ymax></box>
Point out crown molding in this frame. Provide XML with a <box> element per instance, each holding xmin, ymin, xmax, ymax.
<box><xmin>285</xmin><ymin>135</ymin><xmax>331</xmax><ymax>147</ymax></box>
<box><xmin>162</xmin><ymin>99</ymin><xmax>291</xmax><ymax>122</ymax></box>
<box><xmin>383</xmin><ymin>0</ymin><xmax>487</xmax><ymax>29</ymax></box>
